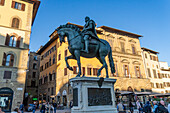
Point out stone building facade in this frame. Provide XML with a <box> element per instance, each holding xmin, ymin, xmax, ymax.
<box><xmin>159</xmin><ymin>62</ymin><xmax>170</xmax><ymax>93</ymax></box>
<box><xmin>141</xmin><ymin>47</ymin><xmax>169</xmax><ymax>93</ymax></box>
<box><xmin>37</xmin><ymin>23</ymin><xmax>151</xmax><ymax>108</ymax></box>
<box><xmin>25</xmin><ymin>52</ymin><xmax>40</xmax><ymax>105</ymax></box>
<box><xmin>0</xmin><ymin>0</ymin><xmax>40</xmax><ymax>111</ymax></box>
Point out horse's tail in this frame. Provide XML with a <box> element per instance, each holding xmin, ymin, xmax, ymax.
<box><xmin>108</xmin><ymin>47</ymin><xmax>115</xmax><ymax>74</ymax></box>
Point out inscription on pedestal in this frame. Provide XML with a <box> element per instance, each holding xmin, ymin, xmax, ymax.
<box><xmin>73</xmin><ymin>88</ymin><xmax>78</xmax><ymax>106</ymax></box>
<box><xmin>88</xmin><ymin>88</ymin><xmax>112</xmax><ymax>106</ymax></box>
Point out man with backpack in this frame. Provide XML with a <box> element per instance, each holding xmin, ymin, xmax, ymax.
<box><xmin>155</xmin><ymin>100</ymin><xmax>168</xmax><ymax>113</ymax></box>
<box><xmin>143</xmin><ymin>101</ymin><xmax>152</xmax><ymax>113</ymax></box>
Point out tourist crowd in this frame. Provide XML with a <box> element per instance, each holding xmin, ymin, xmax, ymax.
<box><xmin>117</xmin><ymin>99</ymin><xmax>170</xmax><ymax>113</ymax></box>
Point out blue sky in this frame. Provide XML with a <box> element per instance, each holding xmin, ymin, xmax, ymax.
<box><xmin>30</xmin><ymin>0</ymin><xmax>170</xmax><ymax>65</ymax></box>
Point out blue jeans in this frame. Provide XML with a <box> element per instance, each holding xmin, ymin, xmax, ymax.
<box><xmin>33</xmin><ymin>110</ymin><xmax>35</xmax><ymax>113</ymax></box>
<box><xmin>54</xmin><ymin>107</ymin><xmax>56</xmax><ymax>113</ymax></box>
<box><xmin>20</xmin><ymin>110</ymin><xmax>24</xmax><ymax>113</ymax></box>
<box><xmin>41</xmin><ymin>110</ymin><xmax>45</xmax><ymax>113</ymax></box>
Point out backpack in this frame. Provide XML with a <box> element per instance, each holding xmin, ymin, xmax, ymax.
<box><xmin>143</xmin><ymin>104</ymin><xmax>149</xmax><ymax>112</ymax></box>
<box><xmin>155</xmin><ymin>106</ymin><xmax>161</xmax><ymax>113</ymax></box>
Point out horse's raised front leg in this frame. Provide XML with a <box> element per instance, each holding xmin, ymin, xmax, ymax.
<box><xmin>65</xmin><ymin>55</ymin><xmax>76</xmax><ymax>71</ymax></box>
<box><xmin>74</xmin><ymin>50</ymin><xmax>81</xmax><ymax>77</ymax></box>
<box><xmin>97</xmin><ymin>56</ymin><xmax>109</xmax><ymax>78</ymax></box>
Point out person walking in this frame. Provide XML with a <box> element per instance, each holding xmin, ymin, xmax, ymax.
<box><xmin>46</xmin><ymin>102</ymin><xmax>50</xmax><ymax>113</ymax></box>
<box><xmin>129</xmin><ymin>101</ymin><xmax>134</xmax><ymax>113</ymax></box>
<box><xmin>155</xmin><ymin>100</ymin><xmax>168</xmax><ymax>113</ymax></box>
<box><xmin>40</xmin><ymin>103</ymin><xmax>46</xmax><ymax>113</ymax></box>
<box><xmin>143</xmin><ymin>101</ymin><xmax>152</xmax><ymax>113</ymax></box>
<box><xmin>152</xmin><ymin>101</ymin><xmax>158</xmax><ymax>113</ymax></box>
<box><xmin>19</xmin><ymin>102</ymin><xmax>24</xmax><ymax>113</ymax></box>
<box><xmin>136</xmin><ymin>100</ymin><xmax>143</xmax><ymax>113</ymax></box>
<box><xmin>32</xmin><ymin>102</ymin><xmax>36</xmax><ymax>113</ymax></box>
<box><xmin>117</xmin><ymin>101</ymin><xmax>125</xmax><ymax>113</ymax></box>
<box><xmin>53</xmin><ymin>102</ymin><xmax>57</xmax><ymax>113</ymax></box>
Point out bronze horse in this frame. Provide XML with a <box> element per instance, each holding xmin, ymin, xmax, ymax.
<box><xmin>56</xmin><ymin>24</ymin><xmax>115</xmax><ymax>78</ymax></box>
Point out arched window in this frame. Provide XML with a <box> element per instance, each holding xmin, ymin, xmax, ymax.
<box><xmin>9</xmin><ymin>36</ymin><xmax>17</xmax><ymax>47</ymax></box>
<box><xmin>5</xmin><ymin>34</ymin><xmax>21</xmax><ymax>47</ymax></box>
<box><xmin>11</xmin><ymin>18</ymin><xmax>19</xmax><ymax>28</ymax></box>
<box><xmin>2</xmin><ymin>53</ymin><xmax>14</xmax><ymax>66</ymax></box>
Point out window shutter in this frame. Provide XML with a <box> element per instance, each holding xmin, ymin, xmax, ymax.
<box><xmin>1</xmin><ymin>0</ymin><xmax>5</xmax><ymax>6</ymax></box>
<box><xmin>5</xmin><ymin>34</ymin><xmax>10</xmax><ymax>46</ymax></box>
<box><xmin>9</xmin><ymin>54</ymin><xmax>14</xmax><ymax>66</ymax></box>
<box><xmin>64</xmin><ymin>68</ymin><xmax>67</xmax><ymax>75</ymax></box>
<box><xmin>73</xmin><ymin>66</ymin><xmax>77</xmax><ymax>74</ymax></box>
<box><xmin>134</xmin><ymin>66</ymin><xmax>137</xmax><ymax>77</ymax></box>
<box><xmin>82</xmin><ymin>67</ymin><xmax>85</xmax><ymax>75</ymax></box>
<box><xmin>21</xmin><ymin>3</ymin><xmax>25</xmax><ymax>11</ymax></box>
<box><xmin>2</xmin><ymin>53</ymin><xmax>6</xmax><ymax>66</ymax></box>
<box><xmin>11</xmin><ymin>1</ymin><xmax>15</xmax><ymax>8</ymax></box>
<box><xmin>16</xmin><ymin>36</ymin><xmax>21</xmax><ymax>47</ymax></box>
<box><xmin>123</xmin><ymin>65</ymin><xmax>125</xmax><ymax>76</ymax></box>
<box><xmin>127</xmin><ymin>65</ymin><xmax>129</xmax><ymax>76</ymax></box>
<box><xmin>139</xmin><ymin>66</ymin><xmax>141</xmax><ymax>78</ymax></box>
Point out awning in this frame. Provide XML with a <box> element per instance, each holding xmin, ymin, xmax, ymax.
<box><xmin>149</xmin><ymin>93</ymin><xmax>170</xmax><ymax>97</ymax></box>
<box><xmin>116</xmin><ymin>91</ymin><xmax>133</xmax><ymax>95</ymax></box>
<box><xmin>134</xmin><ymin>92</ymin><xmax>152</xmax><ymax>96</ymax></box>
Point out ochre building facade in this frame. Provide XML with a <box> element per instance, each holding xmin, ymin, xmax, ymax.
<box><xmin>0</xmin><ymin>0</ymin><xmax>40</xmax><ymax>111</ymax></box>
<box><xmin>38</xmin><ymin>23</ymin><xmax>151</xmax><ymax>107</ymax></box>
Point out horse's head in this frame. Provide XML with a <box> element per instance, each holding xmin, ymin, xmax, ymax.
<box><xmin>56</xmin><ymin>24</ymin><xmax>81</xmax><ymax>45</ymax></box>
<box><xmin>57</xmin><ymin>30</ymin><xmax>66</xmax><ymax>45</ymax></box>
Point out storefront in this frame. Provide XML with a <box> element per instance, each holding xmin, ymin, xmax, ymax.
<box><xmin>0</xmin><ymin>87</ymin><xmax>13</xmax><ymax>112</ymax></box>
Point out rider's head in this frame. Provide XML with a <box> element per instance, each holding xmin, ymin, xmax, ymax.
<box><xmin>85</xmin><ymin>16</ymin><xmax>90</xmax><ymax>22</ymax></box>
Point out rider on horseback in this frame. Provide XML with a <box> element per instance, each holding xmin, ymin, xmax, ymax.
<box><xmin>81</xmin><ymin>16</ymin><xmax>100</xmax><ymax>53</ymax></box>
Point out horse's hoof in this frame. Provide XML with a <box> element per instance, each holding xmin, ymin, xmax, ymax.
<box><xmin>106</xmin><ymin>76</ymin><xmax>109</xmax><ymax>78</ymax></box>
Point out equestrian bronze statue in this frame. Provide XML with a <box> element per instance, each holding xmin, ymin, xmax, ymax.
<box><xmin>56</xmin><ymin>17</ymin><xmax>115</xmax><ymax>78</ymax></box>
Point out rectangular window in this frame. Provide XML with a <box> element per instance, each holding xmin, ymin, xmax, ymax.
<box><xmin>31</xmin><ymin>81</ymin><xmax>36</xmax><ymax>87</ymax></box>
<box><xmin>65</xmin><ymin>50</ymin><xmax>67</xmax><ymax>57</ymax></box>
<box><xmin>151</xmin><ymin>83</ymin><xmax>154</xmax><ymax>88</ymax></box>
<box><xmin>87</xmin><ymin>68</ymin><xmax>92</xmax><ymax>75</ymax></box>
<box><xmin>73</xmin><ymin>66</ymin><xmax>78</xmax><ymax>74</ymax></box>
<box><xmin>51</xmin><ymin>87</ymin><xmax>54</xmax><ymax>95</ymax></box>
<box><xmin>132</xmin><ymin>44</ymin><xmax>136</xmax><ymax>54</ymax></box>
<box><xmin>12</xmin><ymin>1</ymin><xmax>25</xmax><ymax>11</ymax></box>
<box><xmin>120</xmin><ymin>42</ymin><xmax>125</xmax><ymax>53</ymax></box>
<box><xmin>113</xmin><ymin>64</ymin><xmax>118</xmax><ymax>77</ymax></box>
<box><xmin>0</xmin><ymin>0</ymin><xmax>5</xmax><ymax>6</ymax></box>
<box><xmin>150</xmin><ymin>55</ymin><xmax>152</xmax><ymax>60</ymax></box>
<box><xmin>82</xmin><ymin>67</ymin><xmax>85</xmax><ymax>75</ymax></box>
<box><xmin>64</xmin><ymin>68</ymin><xmax>67</xmax><ymax>76</ymax></box>
<box><xmin>58</xmin><ymin>54</ymin><xmax>61</xmax><ymax>61</ymax></box>
<box><xmin>32</xmin><ymin>72</ymin><xmax>36</xmax><ymax>78</ymax></box>
<box><xmin>145</xmin><ymin>54</ymin><xmax>147</xmax><ymax>59</ymax></box>
<box><xmin>135</xmin><ymin>66</ymin><xmax>140</xmax><ymax>78</ymax></box>
<box><xmin>147</xmin><ymin>68</ymin><xmax>151</xmax><ymax>77</ymax></box>
<box><xmin>4</xmin><ymin>71</ymin><xmax>12</xmax><ymax>79</ymax></box>
<box><xmin>124</xmin><ymin>65</ymin><xmax>129</xmax><ymax>77</ymax></box>
<box><xmin>153</xmin><ymin>69</ymin><xmax>157</xmax><ymax>78</ymax></box>
<box><xmin>93</xmin><ymin>68</ymin><xmax>98</xmax><ymax>76</ymax></box>
<box><xmin>49</xmin><ymin>73</ymin><xmax>52</xmax><ymax>81</ymax></box>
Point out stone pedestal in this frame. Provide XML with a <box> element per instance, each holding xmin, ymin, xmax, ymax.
<box><xmin>70</xmin><ymin>77</ymin><xmax>118</xmax><ymax>113</ymax></box>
